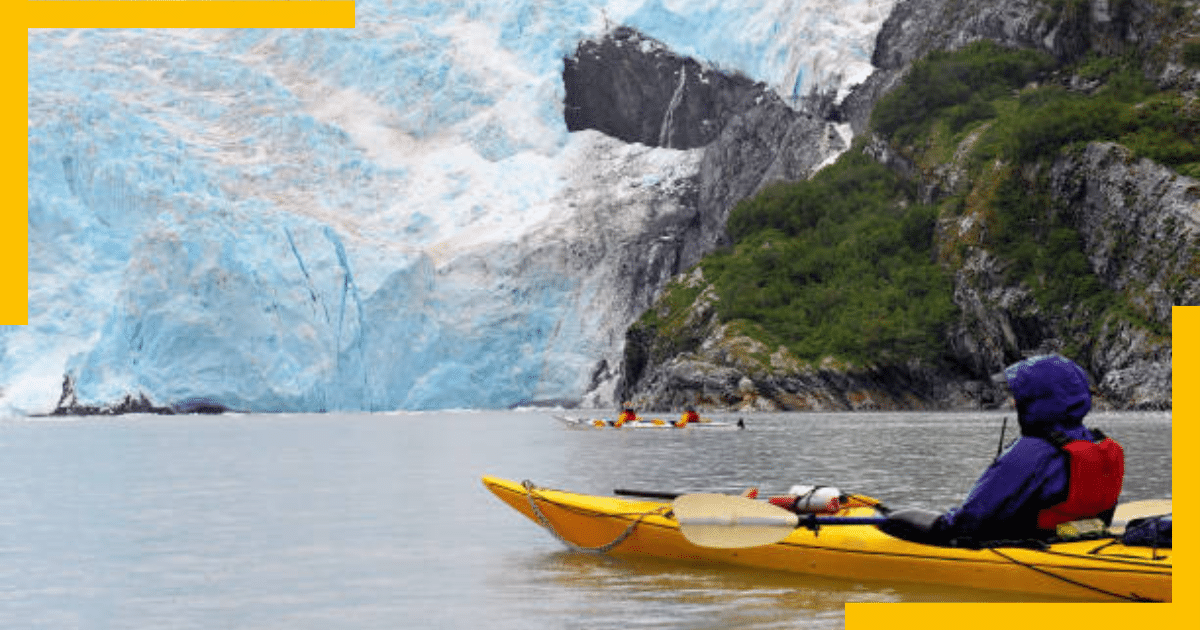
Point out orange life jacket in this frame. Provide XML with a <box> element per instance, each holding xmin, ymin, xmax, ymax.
<box><xmin>1036</xmin><ymin>429</ymin><xmax>1125</xmax><ymax>530</ymax></box>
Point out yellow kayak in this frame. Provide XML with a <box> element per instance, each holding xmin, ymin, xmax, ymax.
<box><xmin>482</xmin><ymin>475</ymin><xmax>1171</xmax><ymax>602</ymax></box>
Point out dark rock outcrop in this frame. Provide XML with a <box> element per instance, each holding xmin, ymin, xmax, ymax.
<box><xmin>50</xmin><ymin>375</ymin><xmax>174</xmax><ymax>415</ymax></box>
<box><xmin>49</xmin><ymin>375</ymin><xmax>238</xmax><ymax>415</ymax></box>
<box><xmin>564</xmin><ymin>26</ymin><xmax>772</xmax><ymax>150</ymax></box>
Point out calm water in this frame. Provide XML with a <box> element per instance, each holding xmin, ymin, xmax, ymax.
<box><xmin>0</xmin><ymin>410</ymin><xmax>1171</xmax><ymax>629</ymax></box>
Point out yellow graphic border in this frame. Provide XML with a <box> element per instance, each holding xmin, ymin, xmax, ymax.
<box><xmin>13</xmin><ymin>3</ymin><xmax>1185</xmax><ymax>628</ymax></box>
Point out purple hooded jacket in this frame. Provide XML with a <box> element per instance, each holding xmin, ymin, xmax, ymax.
<box><xmin>934</xmin><ymin>355</ymin><xmax>1115</xmax><ymax>542</ymax></box>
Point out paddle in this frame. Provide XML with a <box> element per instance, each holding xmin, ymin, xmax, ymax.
<box><xmin>672</xmin><ymin>493</ymin><xmax>885</xmax><ymax>548</ymax></box>
<box><xmin>673</xmin><ymin>493</ymin><xmax>1173</xmax><ymax>549</ymax></box>
<box><xmin>1109</xmin><ymin>498</ymin><xmax>1172</xmax><ymax>534</ymax></box>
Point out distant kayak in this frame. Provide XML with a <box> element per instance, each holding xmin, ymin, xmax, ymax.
<box><xmin>554</xmin><ymin>415</ymin><xmax>745</xmax><ymax>430</ymax></box>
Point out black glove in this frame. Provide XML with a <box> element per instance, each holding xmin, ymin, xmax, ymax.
<box><xmin>879</xmin><ymin>508</ymin><xmax>946</xmax><ymax>544</ymax></box>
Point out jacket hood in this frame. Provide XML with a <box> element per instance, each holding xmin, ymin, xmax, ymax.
<box><xmin>1001</xmin><ymin>355</ymin><xmax>1092</xmax><ymax>436</ymax></box>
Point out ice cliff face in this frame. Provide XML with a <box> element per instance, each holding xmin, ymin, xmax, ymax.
<box><xmin>10</xmin><ymin>1</ymin><xmax>894</xmax><ymax>414</ymax></box>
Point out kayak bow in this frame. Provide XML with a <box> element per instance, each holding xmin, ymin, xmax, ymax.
<box><xmin>481</xmin><ymin>475</ymin><xmax>1171</xmax><ymax>602</ymax></box>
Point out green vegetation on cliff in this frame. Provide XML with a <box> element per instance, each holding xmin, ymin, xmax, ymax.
<box><xmin>640</xmin><ymin>39</ymin><xmax>1190</xmax><ymax>371</ymax></box>
<box><xmin>875</xmin><ymin>41</ymin><xmax>1199</xmax><ymax>176</ymax></box>
<box><xmin>871</xmin><ymin>42</ymin><xmax>1055</xmax><ymax>148</ymax></box>
<box><xmin>703</xmin><ymin>152</ymin><xmax>954</xmax><ymax>365</ymax></box>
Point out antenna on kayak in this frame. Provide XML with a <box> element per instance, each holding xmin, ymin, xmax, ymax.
<box><xmin>994</xmin><ymin>416</ymin><xmax>1008</xmax><ymax>462</ymax></box>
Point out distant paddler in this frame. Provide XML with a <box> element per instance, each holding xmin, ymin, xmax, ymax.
<box><xmin>675</xmin><ymin>406</ymin><xmax>700</xmax><ymax>427</ymax></box>
<box><xmin>614</xmin><ymin>403</ymin><xmax>638</xmax><ymax>427</ymax></box>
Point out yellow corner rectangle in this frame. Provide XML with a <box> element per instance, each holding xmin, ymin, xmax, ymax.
<box><xmin>3</xmin><ymin>18</ymin><xmax>25</xmax><ymax>323</ymax></box>
<box><xmin>25</xmin><ymin>1</ymin><xmax>357</xmax><ymax>29</ymax></box>
<box><xmin>849</xmin><ymin>603</ymin><xmax>1176</xmax><ymax>628</ymax></box>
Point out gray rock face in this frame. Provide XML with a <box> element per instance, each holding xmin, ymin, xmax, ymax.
<box><xmin>931</xmin><ymin>141</ymin><xmax>1195</xmax><ymax>411</ymax></box>
<box><xmin>1050</xmin><ymin>142</ymin><xmax>1197</xmax><ymax>408</ymax></box>
<box><xmin>871</xmin><ymin>0</ymin><xmax>1195</xmax><ymax>73</ymax></box>
<box><xmin>563</xmin><ymin>26</ymin><xmax>770</xmax><ymax>150</ymax></box>
<box><xmin>692</xmin><ymin>101</ymin><xmax>849</xmax><ymax>268</ymax></box>
<box><xmin>842</xmin><ymin>0</ymin><xmax>1200</xmax><ymax>134</ymax></box>
<box><xmin>915</xmin><ymin>141</ymin><xmax>1193</xmax><ymax>413</ymax></box>
<box><xmin>1052</xmin><ymin>142</ymin><xmax>1200</xmax><ymax>323</ymax></box>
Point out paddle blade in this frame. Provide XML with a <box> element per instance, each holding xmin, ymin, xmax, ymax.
<box><xmin>1110</xmin><ymin>498</ymin><xmax>1172</xmax><ymax>533</ymax></box>
<box><xmin>673</xmin><ymin>493</ymin><xmax>800</xmax><ymax>548</ymax></box>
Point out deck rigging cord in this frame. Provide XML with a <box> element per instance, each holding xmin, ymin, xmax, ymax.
<box><xmin>985</xmin><ymin>546</ymin><xmax>1158</xmax><ymax>602</ymax></box>
<box><xmin>521</xmin><ymin>479</ymin><xmax>669</xmax><ymax>553</ymax></box>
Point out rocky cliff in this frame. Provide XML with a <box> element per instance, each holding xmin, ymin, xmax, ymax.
<box><xmin>619</xmin><ymin>267</ymin><xmax>993</xmax><ymax>412</ymax></box>
<box><xmin>607</xmin><ymin>0</ymin><xmax>1199</xmax><ymax>413</ymax></box>
<box><xmin>843</xmin><ymin>0</ymin><xmax>1200</xmax><ymax>134</ymax></box>
<box><xmin>931</xmin><ymin>138</ymin><xmax>1192</xmax><ymax>412</ymax></box>
<box><xmin>558</xmin><ymin>25</ymin><xmax>857</xmax><ymax>407</ymax></box>
<box><xmin>1051</xmin><ymin>142</ymin><xmax>1194</xmax><ymax>405</ymax></box>
<box><xmin>562</xmin><ymin>26</ymin><xmax>850</xmax><ymax>273</ymax></box>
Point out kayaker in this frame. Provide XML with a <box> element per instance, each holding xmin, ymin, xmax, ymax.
<box><xmin>889</xmin><ymin>354</ymin><xmax>1125</xmax><ymax>545</ymax></box>
<box><xmin>614</xmin><ymin>403</ymin><xmax>637</xmax><ymax>427</ymax></box>
<box><xmin>675</xmin><ymin>406</ymin><xmax>700</xmax><ymax>427</ymax></box>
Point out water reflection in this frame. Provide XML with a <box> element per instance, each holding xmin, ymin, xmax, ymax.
<box><xmin>487</xmin><ymin>545</ymin><xmax>1082</xmax><ymax>630</ymax></box>
<box><xmin>494</xmin><ymin>550</ymin><xmax>865</xmax><ymax>629</ymax></box>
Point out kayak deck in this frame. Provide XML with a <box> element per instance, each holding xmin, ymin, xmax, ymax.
<box><xmin>482</xmin><ymin>475</ymin><xmax>1171</xmax><ymax>602</ymax></box>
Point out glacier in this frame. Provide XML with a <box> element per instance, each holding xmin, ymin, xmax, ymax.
<box><xmin>8</xmin><ymin>0</ymin><xmax>895</xmax><ymax>414</ymax></box>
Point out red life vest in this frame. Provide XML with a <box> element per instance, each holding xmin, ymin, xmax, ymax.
<box><xmin>1036</xmin><ymin>429</ymin><xmax>1125</xmax><ymax>531</ymax></box>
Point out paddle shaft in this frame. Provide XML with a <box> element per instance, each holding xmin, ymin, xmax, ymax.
<box><xmin>674</xmin><ymin>491</ymin><xmax>1171</xmax><ymax>549</ymax></box>
<box><xmin>615</xmin><ymin>489</ymin><xmax>680</xmax><ymax>500</ymax></box>
<box><xmin>684</xmin><ymin>515</ymin><xmax>886</xmax><ymax>527</ymax></box>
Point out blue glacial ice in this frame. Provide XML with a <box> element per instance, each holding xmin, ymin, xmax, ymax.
<box><xmin>6</xmin><ymin>1</ymin><xmax>894</xmax><ymax>414</ymax></box>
